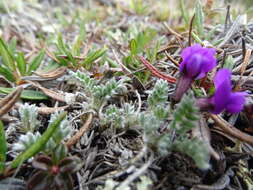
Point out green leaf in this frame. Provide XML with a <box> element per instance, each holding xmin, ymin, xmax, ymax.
<box><xmin>8</xmin><ymin>37</ymin><xmax>17</xmax><ymax>55</ymax></box>
<box><xmin>135</xmin><ymin>29</ymin><xmax>157</xmax><ymax>53</ymax></box>
<box><xmin>0</xmin><ymin>121</ymin><xmax>7</xmax><ymax>173</ymax></box>
<box><xmin>81</xmin><ymin>47</ymin><xmax>107</xmax><ymax>68</ymax></box>
<box><xmin>72</xmin><ymin>25</ymin><xmax>86</xmax><ymax>56</ymax></box>
<box><xmin>0</xmin><ymin>37</ymin><xmax>15</xmax><ymax>70</ymax></box>
<box><xmin>191</xmin><ymin>32</ymin><xmax>203</xmax><ymax>44</ymax></box>
<box><xmin>57</xmin><ymin>34</ymin><xmax>77</xmax><ymax>67</ymax></box>
<box><xmin>194</xmin><ymin>0</ymin><xmax>205</xmax><ymax>37</ymax></box>
<box><xmin>11</xmin><ymin>112</ymin><xmax>67</xmax><ymax>168</ymax></box>
<box><xmin>0</xmin><ymin>65</ymin><xmax>16</xmax><ymax>82</ymax></box>
<box><xmin>130</xmin><ymin>39</ymin><xmax>138</xmax><ymax>55</ymax></box>
<box><xmin>223</xmin><ymin>55</ymin><xmax>235</xmax><ymax>70</ymax></box>
<box><xmin>57</xmin><ymin>33</ymin><xmax>68</xmax><ymax>54</ymax></box>
<box><xmin>16</xmin><ymin>52</ymin><xmax>27</xmax><ymax>75</ymax></box>
<box><xmin>169</xmin><ymin>92</ymin><xmax>199</xmax><ymax>135</ymax></box>
<box><xmin>27</xmin><ymin>50</ymin><xmax>45</xmax><ymax>75</ymax></box>
<box><xmin>0</xmin><ymin>87</ymin><xmax>49</xmax><ymax>100</ymax></box>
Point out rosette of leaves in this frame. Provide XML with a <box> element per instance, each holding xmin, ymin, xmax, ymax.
<box><xmin>102</xmin><ymin>103</ymin><xmax>139</xmax><ymax>128</ymax></box>
<box><xmin>0</xmin><ymin>37</ymin><xmax>45</xmax><ymax>84</ymax></box>
<box><xmin>27</xmin><ymin>153</ymin><xmax>82</xmax><ymax>190</ymax></box>
<box><xmin>71</xmin><ymin>70</ymin><xmax>128</xmax><ymax>111</ymax></box>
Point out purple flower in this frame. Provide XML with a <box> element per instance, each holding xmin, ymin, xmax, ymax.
<box><xmin>172</xmin><ymin>44</ymin><xmax>216</xmax><ymax>102</ymax></box>
<box><xmin>210</xmin><ymin>69</ymin><xmax>247</xmax><ymax>114</ymax></box>
<box><xmin>197</xmin><ymin>69</ymin><xmax>247</xmax><ymax>114</ymax></box>
<box><xmin>180</xmin><ymin>44</ymin><xmax>216</xmax><ymax>79</ymax></box>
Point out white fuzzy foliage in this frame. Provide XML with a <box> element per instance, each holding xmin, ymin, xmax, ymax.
<box><xmin>18</xmin><ymin>103</ymin><xmax>40</xmax><ymax>132</ymax></box>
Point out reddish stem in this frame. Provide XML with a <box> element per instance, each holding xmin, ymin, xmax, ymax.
<box><xmin>138</xmin><ymin>56</ymin><xmax>177</xmax><ymax>84</ymax></box>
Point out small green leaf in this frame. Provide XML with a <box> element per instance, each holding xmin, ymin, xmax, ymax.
<box><xmin>81</xmin><ymin>47</ymin><xmax>107</xmax><ymax>68</ymax></box>
<box><xmin>8</xmin><ymin>37</ymin><xmax>17</xmax><ymax>55</ymax></box>
<box><xmin>57</xmin><ymin>33</ymin><xmax>67</xmax><ymax>54</ymax></box>
<box><xmin>223</xmin><ymin>55</ymin><xmax>235</xmax><ymax>70</ymax></box>
<box><xmin>27</xmin><ymin>50</ymin><xmax>45</xmax><ymax>75</ymax></box>
<box><xmin>0</xmin><ymin>65</ymin><xmax>16</xmax><ymax>82</ymax></box>
<box><xmin>16</xmin><ymin>52</ymin><xmax>27</xmax><ymax>75</ymax></box>
<box><xmin>0</xmin><ymin>121</ymin><xmax>7</xmax><ymax>173</ymax></box>
<box><xmin>72</xmin><ymin>25</ymin><xmax>86</xmax><ymax>56</ymax></box>
<box><xmin>0</xmin><ymin>37</ymin><xmax>15</xmax><ymax>70</ymax></box>
<box><xmin>11</xmin><ymin>112</ymin><xmax>67</xmax><ymax>168</ymax></box>
<box><xmin>0</xmin><ymin>87</ymin><xmax>49</xmax><ymax>100</ymax></box>
<box><xmin>191</xmin><ymin>32</ymin><xmax>203</xmax><ymax>44</ymax></box>
<box><xmin>57</xmin><ymin>33</ymin><xmax>77</xmax><ymax>67</ymax></box>
<box><xmin>130</xmin><ymin>39</ymin><xmax>138</xmax><ymax>55</ymax></box>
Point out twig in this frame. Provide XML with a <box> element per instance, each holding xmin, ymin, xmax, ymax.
<box><xmin>66</xmin><ymin>113</ymin><xmax>93</xmax><ymax>148</ymax></box>
<box><xmin>235</xmin><ymin>49</ymin><xmax>252</xmax><ymax>90</ymax></box>
<box><xmin>112</xmin><ymin>49</ymin><xmax>131</xmax><ymax>75</ymax></box>
<box><xmin>165</xmin><ymin>51</ymin><xmax>180</xmax><ymax>67</ymax></box>
<box><xmin>135</xmin><ymin>90</ymin><xmax>142</xmax><ymax>113</ymax></box>
<box><xmin>0</xmin><ymin>87</ymin><xmax>23</xmax><ymax>118</ymax></box>
<box><xmin>224</xmin><ymin>5</ymin><xmax>231</xmax><ymax>32</ymax></box>
<box><xmin>189</xmin><ymin>14</ymin><xmax>195</xmax><ymax>47</ymax></box>
<box><xmin>210</xmin><ymin>114</ymin><xmax>253</xmax><ymax>145</ymax></box>
<box><xmin>163</xmin><ymin>22</ymin><xmax>184</xmax><ymax>39</ymax></box>
<box><xmin>157</xmin><ymin>45</ymin><xmax>180</xmax><ymax>54</ymax></box>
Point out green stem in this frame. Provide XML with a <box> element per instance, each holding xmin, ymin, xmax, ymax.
<box><xmin>10</xmin><ymin>112</ymin><xmax>67</xmax><ymax>168</ymax></box>
<box><xmin>0</xmin><ymin>121</ymin><xmax>7</xmax><ymax>173</ymax></box>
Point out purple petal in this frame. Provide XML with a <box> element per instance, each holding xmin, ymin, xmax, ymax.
<box><xmin>226</xmin><ymin>92</ymin><xmax>247</xmax><ymax>113</ymax></box>
<box><xmin>180</xmin><ymin>44</ymin><xmax>216</xmax><ymax>79</ymax></box>
<box><xmin>214</xmin><ymin>69</ymin><xmax>231</xmax><ymax>88</ymax></box>
<box><xmin>180</xmin><ymin>44</ymin><xmax>202</xmax><ymax>73</ymax></box>
<box><xmin>185</xmin><ymin>54</ymin><xmax>203</xmax><ymax>77</ymax></box>
<box><xmin>181</xmin><ymin>44</ymin><xmax>202</xmax><ymax>60</ymax></box>
<box><xmin>212</xmin><ymin>77</ymin><xmax>231</xmax><ymax>114</ymax></box>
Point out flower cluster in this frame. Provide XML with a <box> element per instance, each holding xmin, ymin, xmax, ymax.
<box><xmin>174</xmin><ymin>44</ymin><xmax>246</xmax><ymax>114</ymax></box>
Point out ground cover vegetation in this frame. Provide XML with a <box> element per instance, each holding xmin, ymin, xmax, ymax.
<box><xmin>0</xmin><ymin>0</ymin><xmax>253</xmax><ymax>189</ymax></box>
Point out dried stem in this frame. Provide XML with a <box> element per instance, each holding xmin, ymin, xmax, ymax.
<box><xmin>210</xmin><ymin>114</ymin><xmax>253</xmax><ymax>145</ymax></box>
<box><xmin>0</xmin><ymin>87</ymin><xmax>23</xmax><ymax>118</ymax></box>
<box><xmin>66</xmin><ymin>113</ymin><xmax>93</xmax><ymax>148</ymax></box>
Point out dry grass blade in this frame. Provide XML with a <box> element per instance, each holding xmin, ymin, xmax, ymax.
<box><xmin>66</xmin><ymin>113</ymin><xmax>93</xmax><ymax>148</ymax></box>
<box><xmin>218</xmin><ymin>15</ymin><xmax>242</xmax><ymax>48</ymax></box>
<box><xmin>210</xmin><ymin>114</ymin><xmax>253</xmax><ymax>145</ymax></box>
<box><xmin>236</xmin><ymin>49</ymin><xmax>252</xmax><ymax>89</ymax></box>
<box><xmin>37</xmin><ymin>106</ymin><xmax>69</xmax><ymax>115</ymax></box>
<box><xmin>0</xmin><ymin>86</ymin><xmax>23</xmax><ymax>118</ymax></box>
<box><xmin>165</xmin><ymin>51</ymin><xmax>180</xmax><ymax>67</ymax></box>
<box><xmin>34</xmin><ymin>67</ymin><xmax>67</xmax><ymax>80</ymax></box>
<box><xmin>240</xmin><ymin>49</ymin><xmax>251</xmax><ymax>76</ymax></box>
<box><xmin>28</xmin><ymin>81</ymin><xmax>66</xmax><ymax>102</ymax></box>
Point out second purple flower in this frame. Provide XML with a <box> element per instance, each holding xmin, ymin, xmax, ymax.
<box><xmin>197</xmin><ymin>68</ymin><xmax>247</xmax><ymax>114</ymax></box>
